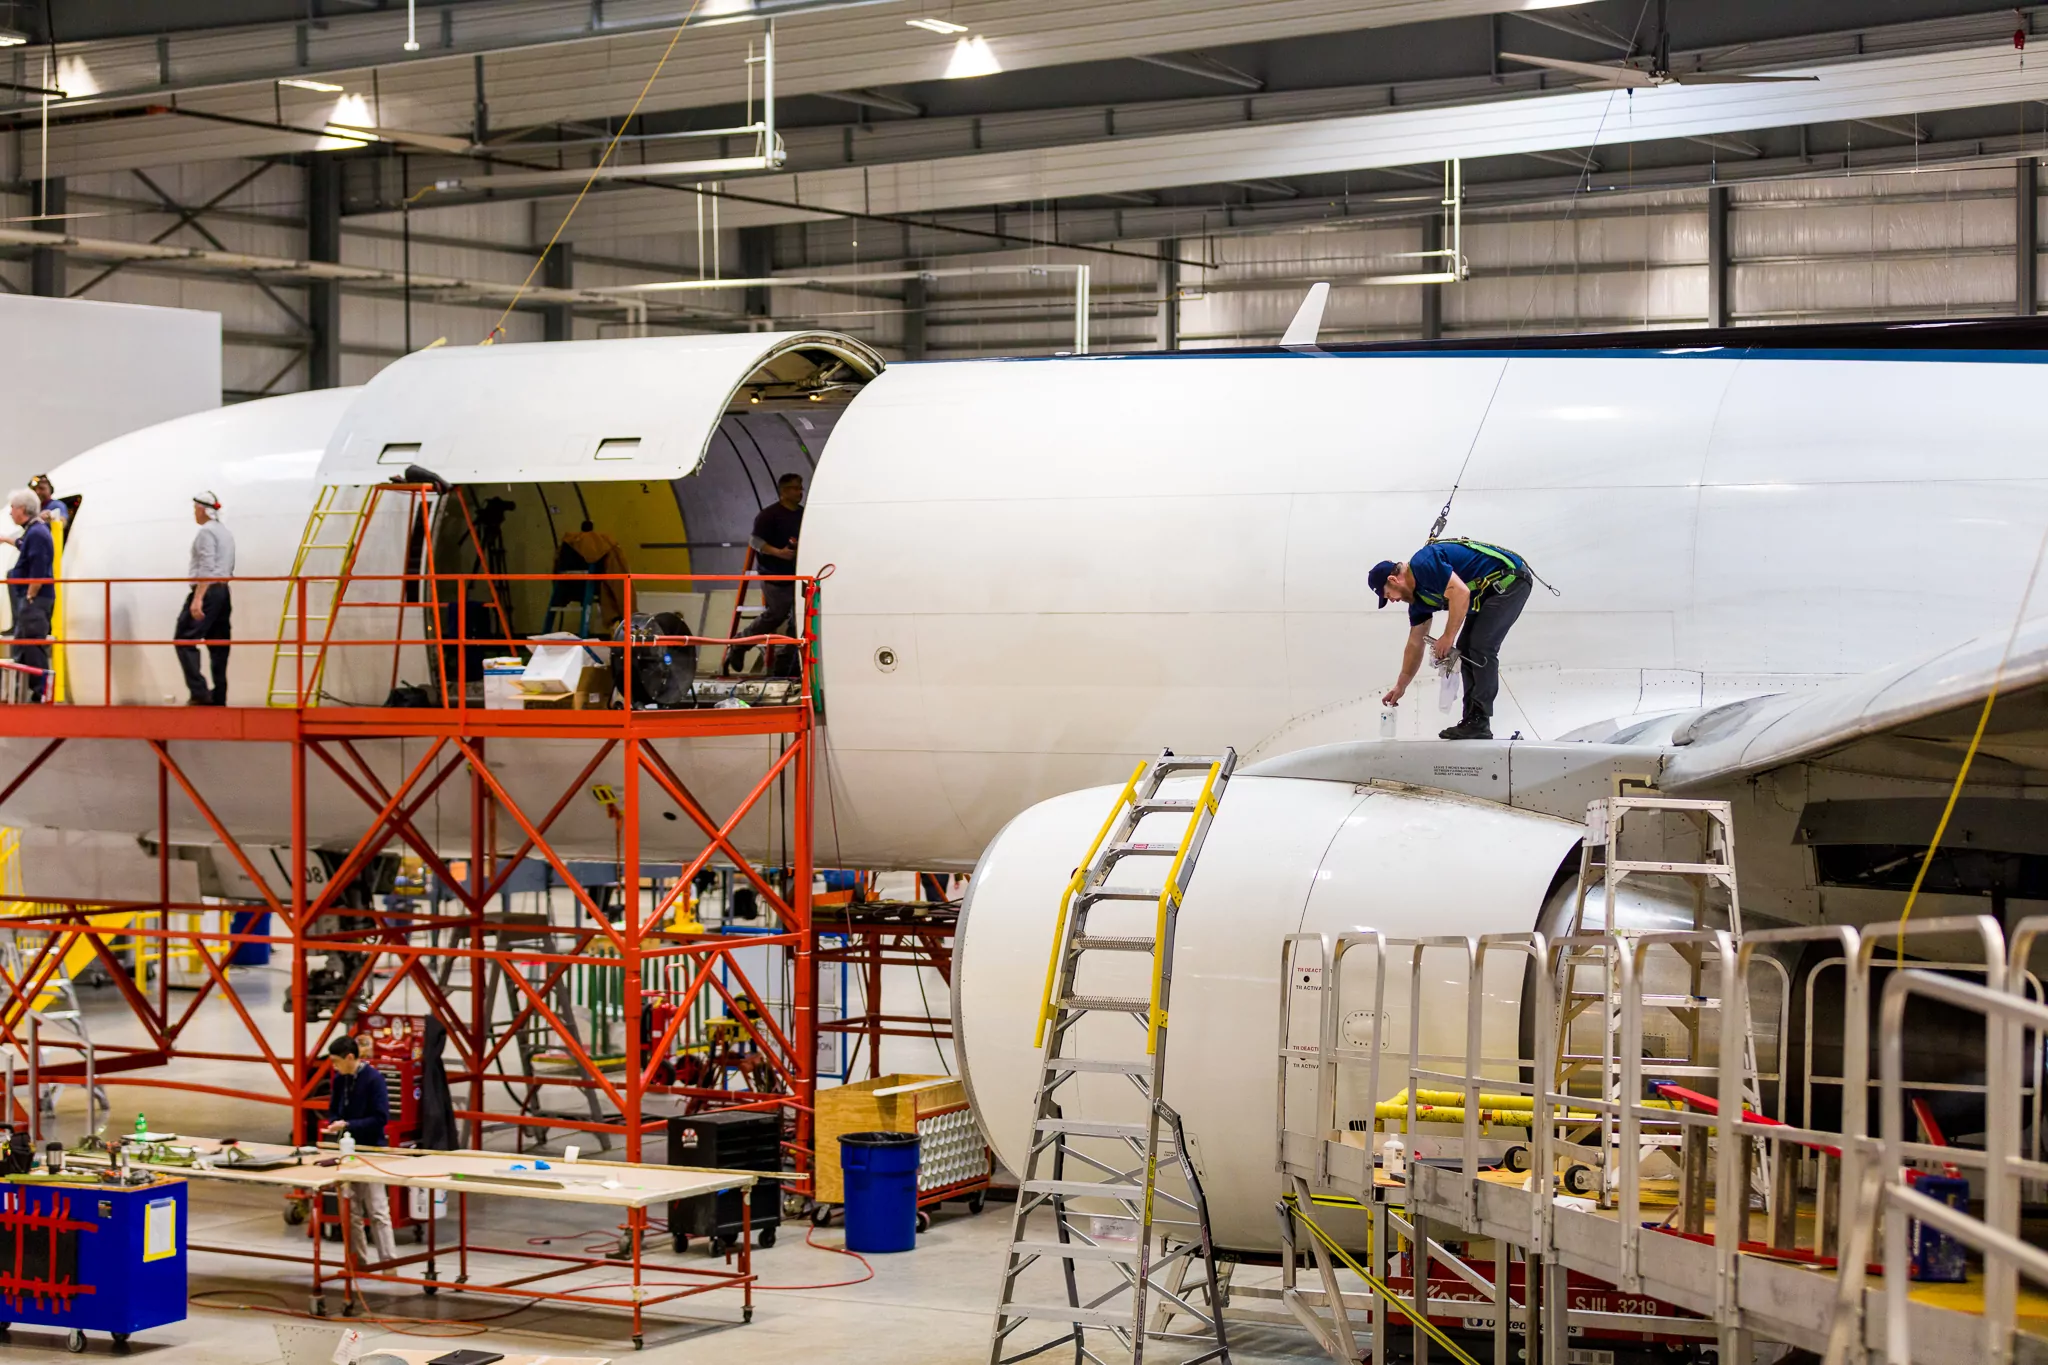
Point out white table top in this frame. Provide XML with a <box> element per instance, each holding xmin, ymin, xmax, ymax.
<box><xmin>68</xmin><ymin>1140</ymin><xmax>753</xmax><ymax>1209</ymax></box>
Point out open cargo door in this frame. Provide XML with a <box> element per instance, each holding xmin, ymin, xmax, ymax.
<box><xmin>316</xmin><ymin>331</ymin><xmax>885</xmax><ymax>485</ymax></box>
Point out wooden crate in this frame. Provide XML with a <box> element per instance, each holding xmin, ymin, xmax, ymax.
<box><xmin>815</xmin><ymin>1074</ymin><xmax>966</xmax><ymax>1205</ymax></box>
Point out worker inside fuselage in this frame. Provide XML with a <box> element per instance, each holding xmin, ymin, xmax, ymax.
<box><xmin>417</xmin><ymin>391</ymin><xmax>850</xmax><ymax>702</ymax></box>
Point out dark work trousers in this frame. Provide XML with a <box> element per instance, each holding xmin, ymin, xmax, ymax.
<box><xmin>1453</xmin><ymin>576</ymin><xmax>1531</xmax><ymax>725</ymax></box>
<box><xmin>175</xmin><ymin>583</ymin><xmax>233</xmax><ymax>705</ymax></box>
<box><xmin>727</xmin><ymin>578</ymin><xmax>799</xmax><ymax>677</ymax></box>
<box><xmin>11</xmin><ymin>594</ymin><xmax>50</xmax><ymax>702</ymax></box>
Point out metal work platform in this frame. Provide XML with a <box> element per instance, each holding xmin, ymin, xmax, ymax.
<box><xmin>1275</xmin><ymin>793</ymin><xmax>2048</xmax><ymax>1365</ymax></box>
<box><xmin>0</xmin><ymin>500</ymin><xmax>825</xmax><ymax>1334</ymax></box>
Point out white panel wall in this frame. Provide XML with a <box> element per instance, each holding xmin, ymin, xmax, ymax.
<box><xmin>0</xmin><ymin>292</ymin><xmax>219</xmax><ymax>489</ymax></box>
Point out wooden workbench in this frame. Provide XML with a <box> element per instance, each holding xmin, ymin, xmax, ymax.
<box><xmin>69</xmin><ymin>1138</ymin><xmax>759</xmax><ymax>1347</ymax></box>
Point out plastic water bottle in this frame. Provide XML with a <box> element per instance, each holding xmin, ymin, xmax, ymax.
<box><xmin>133</xmin><ymin>1111</ymin><xmax>147</xmax><ymax>1137</ymax></box>
<box><xmin>338</xmin><ymin>1131</ymin><xmax>356</xmax><ymax>1158</ymax></box>
<box><xmin>1379</xmin><ymin>706</ymin><xmax>1397</xmax><ymax>739</ymax></box>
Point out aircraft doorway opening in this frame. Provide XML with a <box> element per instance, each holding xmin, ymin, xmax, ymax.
<box><xmin>422</xmin><ymin>348</ymin><xmax>867</xmax><ymax>710</ymax></box>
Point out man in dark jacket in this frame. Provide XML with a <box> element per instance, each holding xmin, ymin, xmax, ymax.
<box><xmin>323</xmin><ymin>1036</ymin><xmax>396</xmax><ymax>1263</ymax></box>
<box><xmin>6</xmin><ymin>489</ymin><xmax>55</xmax><ymax>703</ymax></box>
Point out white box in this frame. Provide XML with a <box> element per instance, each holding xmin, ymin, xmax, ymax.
<box><xmin>482</xmin><ymin>657</ymin><xmax>525</xmax><ymax>710</ymax></box>
<box><xmin>517</xmin><ymin>633</ymin><xmax>599</xmax><ymax>695</ymax></box>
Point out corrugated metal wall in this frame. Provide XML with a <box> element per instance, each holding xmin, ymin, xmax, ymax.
<box><xmin>0</xmin><ymin>155</ymin><xmax>2035</xmax><ymax>397</ymax></box>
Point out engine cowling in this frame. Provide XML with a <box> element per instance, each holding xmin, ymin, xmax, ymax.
<box><xmin>952</xmin><ymin>773</ymin><xmax>1586</xmax><ymax>1251</ymax></box>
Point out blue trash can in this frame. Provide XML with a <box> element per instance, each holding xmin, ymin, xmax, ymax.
<box><xmin>840</xmin><ymin>1130</ymin><xmax>920</xmax><ymax>1253</ymax></box>
<box><xmin>228</xmin><ymin>910</ymin><xmax>271</xmax><ymax>966</ymax></box>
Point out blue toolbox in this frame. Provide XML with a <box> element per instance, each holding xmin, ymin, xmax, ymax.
<box><xmin>0</xmin><ymin>1175</ymin><xmax>188</xmax><ymax>1351</ymax></box>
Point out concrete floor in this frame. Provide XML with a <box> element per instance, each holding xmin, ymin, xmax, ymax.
<box><xmin>3</xmin><ymin>961</ymin><xmax>1328</xmax><ymax>1363</ymax></box>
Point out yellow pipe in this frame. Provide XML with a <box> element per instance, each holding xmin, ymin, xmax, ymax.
<box><xmin>48</xmin><ymin>517</ymin><xmax>63</xmax><ymax>703</ymax></box>
<box><xmin>1034</xmin><ymin>760</ymin><xmax>1146</xmax><ymax>1048</ymax></box>
<box><xmin>1284</xmin><ymin>1194</ymin><xmax>1485</xmax><ymax>1365</ymax></box>
<box><xmin>1147</xmin><ymin>759</ymin><xmax>1221</xmax><ymax>1055</ymax></box>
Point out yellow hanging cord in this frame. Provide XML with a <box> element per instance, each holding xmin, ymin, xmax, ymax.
<box><xmin>1895</xmin><ymin>521</ymin><xmax>2048</xmax><ymax>952</ymax></box>
<box><xmin>479</xmin><ymin>1</ymin><xmax>705</xmax><ymax>343</ymax></box>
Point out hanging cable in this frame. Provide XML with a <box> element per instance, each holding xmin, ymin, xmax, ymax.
<box><xmin>1895</xmin><ymin>519</ymin><xmax>2048</xmax><ymax>947</ymax></box>
<box><xmin>480</xmin><ymin>0</ymin><xmax>706</xmax><ymax>342</ymax></box>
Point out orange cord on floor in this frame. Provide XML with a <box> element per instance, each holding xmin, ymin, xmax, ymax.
<box><xmin>753</xmin><ymin>1225</ymin><xmax>875</xmax><ymax>1290</ymax></box>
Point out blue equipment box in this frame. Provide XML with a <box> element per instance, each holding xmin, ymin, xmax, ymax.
<box><xmin>0</xmin><ymin>1176</ymin><xmax>187</xmax><ymax>1348</ymax></box>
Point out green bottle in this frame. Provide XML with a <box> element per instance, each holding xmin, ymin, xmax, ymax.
<box><xmin>133</xmin><ymin>1111</ymin><xmax>146</xmax><ymax>1136</ymax></box>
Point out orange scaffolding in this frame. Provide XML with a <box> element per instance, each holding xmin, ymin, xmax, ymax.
<box><xmin>0</xmin><ymin>542</ymin><xmax>822</xmax><ymax>1328</ymax></box>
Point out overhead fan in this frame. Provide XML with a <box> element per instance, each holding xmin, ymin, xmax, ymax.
<box><xmin>1503</xmin><ymin>0</ymin><xmax>1817</xmax><ymax>89</ymax></box>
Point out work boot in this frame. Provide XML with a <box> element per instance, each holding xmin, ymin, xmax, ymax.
<box><xmin>1438</xmin><ymin>718</ymin><xmax>1493</xmax><ymax>741</ymax></box>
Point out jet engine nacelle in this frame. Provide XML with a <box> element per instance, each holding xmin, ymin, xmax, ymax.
<box><xmin>952</xmin><ymin>773</ymin><xmax>1587</xmax><ymax>1250</ymax></box>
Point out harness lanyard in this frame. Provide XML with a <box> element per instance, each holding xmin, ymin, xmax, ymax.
<box><xmin>1433</xmin><ymin>536</ymin><xmax>1561</xmax><ymax>601</ymax></box>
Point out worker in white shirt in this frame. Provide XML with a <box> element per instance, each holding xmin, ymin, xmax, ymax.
<box><xmin>176</xmin><ymin>491</ymin><xmax>236</xmax><ymax>706</ymax></box>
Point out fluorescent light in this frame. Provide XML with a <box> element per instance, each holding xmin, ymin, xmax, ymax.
<box><xmin>907</xmin><ymin>17</ymin><xmax>969</xmax><ymax>35</ymax></box>
<box><xmin>278</xmin><ymin>77</ymin><xmax>345</xmax><ymax>93</ymax></box>
<box><xmin>0</xmin><ymin>28</ymin><xmax>27</xmax><ymax>47</ymax></box>
<box><xmin>1517</xmin><ymin>0</ymin><xmax>1597</xmax><ymax>7</ymax></box>
<box><xmin>944</xmin><ymin>34</ymin><xmax>1001</xmax><ymax>79</ymax></box>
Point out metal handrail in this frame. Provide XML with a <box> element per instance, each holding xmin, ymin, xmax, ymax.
<box><xmin>0</xmin><ymin>569</ymin><xmax>818</xmax><ymax>710</ymax></box>
<box><xmin>1875</xmin><ymin>969</ymin><xmax>2047</xmax><ymax>1365</ymax></box>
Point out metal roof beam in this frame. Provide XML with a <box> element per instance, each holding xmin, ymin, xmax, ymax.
<box><xmin>1854</xmin><ymin>114</ymin><xmax>1930</xmax><ymax>141</ymax></box>
<box><xmin>1502</xmin><ymin>9</ymin><xmax>1637</xmax><ymax>54</ymax></box>
<box><xmin>1522</xmin><ymin>148</ymin><xmax>1600</xmax><ymax>172</ymax></box>
<box><xmin>1686</xmin><ymin>133</ymin><xmax>1766</xmax><ymax>158</ymax></box>
<box><xmin>813</xmin><ymin>88</ymin><xmax>923</xmax><ymax>117</ymax></box>
<box><xmin>1133</xmin><ymin>52</ymin><xmax>1264</xmax><ymax>92</ymax></box>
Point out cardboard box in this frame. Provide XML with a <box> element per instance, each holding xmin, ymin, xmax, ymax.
<box><xmin>815</xmin><ymin>1073</ymin><xmax>966</xmax><ymax>1205</ymax></box>
<box><xmin>523</xmin><ymin>665</ymin><xmax>614</xmax><ymax>710</ymax></box>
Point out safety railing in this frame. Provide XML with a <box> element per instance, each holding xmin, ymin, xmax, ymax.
<box><xmin>1283</xmin><ymin>909</ymin><xmax>2048</xmax><ymax>1363</ymax></box>
<box><xmin>1872</xmin><ymin>969</ymin><xmax>2048</xmax><ymax>1365</ymax></box>
<box><xmin>0</xmin><ymin>569</ymin><xmax>820</xmax><ymax>712</ymax></box>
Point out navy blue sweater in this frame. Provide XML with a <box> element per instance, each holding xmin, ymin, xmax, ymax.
<box><xmin>327</xmin><ymin>1063</ymin><xmax>389</xmax><ymax>1146</ymax></box>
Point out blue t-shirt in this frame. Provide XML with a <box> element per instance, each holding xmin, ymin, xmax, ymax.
<box><xmin>1406</xmin><ymin>541</ymin><xmax>1525</xmax><ymax>626</ymax></box>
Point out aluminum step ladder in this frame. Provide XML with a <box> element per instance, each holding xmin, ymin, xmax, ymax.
<box><xmin>1556</xmin><ymin>788</ymin><xmax>1764</xmax><ymax>1205</ymax></box>
<box><xmin>990</xmin><ymin>748</ymin><xmax>1235</xmax><ymax>1365</ymax></box>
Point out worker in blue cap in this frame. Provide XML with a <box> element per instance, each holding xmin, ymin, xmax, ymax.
<box><xmin>1369</xmin><ymin>538</ymin><xmax>1532</xmax><ymax>741</ymax></box>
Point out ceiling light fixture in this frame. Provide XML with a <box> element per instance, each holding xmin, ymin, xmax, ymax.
<box><xmin>278</xmin><ymin>77</ymin><xmax>344</xmax><ymax>93</ymax></box>
<box><xmin>944</xmin><ymin>34</ymin><xmax>1001</xmax><ymax>79</ymax></box>
<box><xmin>907</xmin><ymin>17</ymin><xmax>969</xmax><ymax>35</ymax></box>
<box><xmin>0</xmin><ymin>27</ymin><xmax>28</xmax><ymax>47</ymax></box>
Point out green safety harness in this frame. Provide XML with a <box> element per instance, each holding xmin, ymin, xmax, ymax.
<box><xmin>1414</xmin><ymin>537</ymin><xmax>1557</xmax><ymax>612</ymax></box>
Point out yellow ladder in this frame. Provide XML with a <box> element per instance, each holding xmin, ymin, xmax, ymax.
<box><xmin>267</xmin><ymin>484</ymin><xmax>376</xmax><ymax>706</ymax></box>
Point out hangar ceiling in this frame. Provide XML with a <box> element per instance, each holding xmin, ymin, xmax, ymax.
<box><xmin>7</xmin><ymin>0</ymin><xmax>2048</xmax><ymax>392</ymax></box>
<box><xmin>11</xmin><ymin>3</ymin><xmax>2048</xmax><ymax>216</ymax></box>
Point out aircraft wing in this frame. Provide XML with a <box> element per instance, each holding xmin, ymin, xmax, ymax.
<box><xmin>1660</xmin><ymin>617</ymin><xmax>2048</xmax><ymax>793</ymax></box>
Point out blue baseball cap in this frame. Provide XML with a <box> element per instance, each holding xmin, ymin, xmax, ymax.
<box><xmin>1368</xmin><ymin>560</ymin><xmax>1400</xmax><ymax>607</ymax></box>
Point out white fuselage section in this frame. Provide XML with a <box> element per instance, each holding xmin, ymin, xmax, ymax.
<box><xmin>15</xmin><ymin>345</ymin><xmax>2048</xmax><ymax>867</ymax></box>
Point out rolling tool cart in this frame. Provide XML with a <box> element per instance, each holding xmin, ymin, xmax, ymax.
<box><xmin>667</xmin><ymin>1110</ymin><xmax>781</xmax><ymax>1255</ymax></box>
<box><xmin>0</xmin><ymin>1173</ymin><xmax>187</xmax><ymax>1353</ymax></box>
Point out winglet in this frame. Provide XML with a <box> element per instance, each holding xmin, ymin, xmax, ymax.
<box><xmin>1281</xmin><ymin>282</ymin><xmax>1330</xmax><ymax>347</ymax></box>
